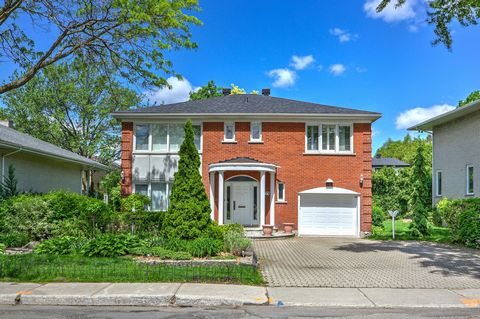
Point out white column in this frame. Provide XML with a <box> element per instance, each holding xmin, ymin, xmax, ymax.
<box><xmin>260</xmin><ymin>171</ymin><xmax>266</xmax><ymax>226</ymax></box>
<box><xmin>270</xmin><ymin>172</ymin><xmax>275</xmax><ymax>226</ymax></box>
<box><xmin>218</xmin><ymin>171</ymin><xmax>224</xmax><ymax>225</ymax></box>
<box><xmin>209</xmin><ymin>172</ymin><xmax>215</xmax><ymax>220</ymax></box>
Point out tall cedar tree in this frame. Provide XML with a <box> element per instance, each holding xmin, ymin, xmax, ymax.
<box><xmin>409</xmin><ymin>145</ymin><xmax>430</xmax><ymax>237</ymax></box>
<box><xmin>162</xmin><ymin>120</ymin><xmax>212</xmax><ymax>239</ymax></box>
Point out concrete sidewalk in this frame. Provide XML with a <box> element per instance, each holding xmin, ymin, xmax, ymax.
<box><xmin>1</xmin><ymin>282</ymin><xmax>479</xmax><ymax>308</ymax></box>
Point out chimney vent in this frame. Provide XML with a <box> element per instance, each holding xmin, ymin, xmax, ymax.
<box><xmin>222</xmin><ymin>88</ymin><xmax>231</xmax><ymax>96</ymax></box>
<box><xmin>0</xmin><ymin>119</ymin><xmax>13</xmax><ymax>128</ymax></box>
<box><xmin>261</xmin><ymin>88</ymin><xmax>270</xmax><ymax>96</ymax></box>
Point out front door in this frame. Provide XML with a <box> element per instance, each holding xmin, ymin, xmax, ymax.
<box><xmin>224</xmin><ymin>181</ymin><xmax>259</xmax><ymax>226</ymax></box>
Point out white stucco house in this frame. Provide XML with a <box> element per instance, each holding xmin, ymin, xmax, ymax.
<box><xmin>409</xmin><ymin>99</ymin><xmax>480</xmax><ymax>205</ymax></box>
<box><xmin>0</xmin><ymin>121</ymin><xmax>107</xmax><ymax>194</ymax></box>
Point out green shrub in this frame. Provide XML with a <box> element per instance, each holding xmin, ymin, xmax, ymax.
<box><xmin>129</xmin><ymin>246</ymin><xmax>192</xmax><ymax>260</ymax></box>
<box><xmin>81</xmin><ymin>234</ymin><xmax>142</xmax><ymax>257</ymax></box>
<box><xmin>0</xmin><ymin>243</ymin><xmax>5</xmax><ymax>255</ymax></box>
<box><xmin>0</xmin><ymin>195</ymin><xmax>53</xmax><ymax>241</ymax></box>
<box><xmin>372</xmin><ymin>205</ymin><xmax>385</xmax><ymax>227</ymax></box>
<box><xmin>186</xmin><ymin>237</ymin><xmax>223</xmax><ymax>257</ymax></box>
<box><xmin>436</xmin><ymin>198</ymin><xmax>480</xmax><ymax>248</ymax></box>
<box><xmin>34</xmin><ymin>236</ymin><xmax>87</xmax><ymax>255</ymax></box>
<box><xmin>219</xmin><ymin>223</ymin><xmax>244</xmax><ymax>237</ymax></box>
<box><xmin>0</xmin><ymin>232</ymin><xmax>30</xmax><ymax>248</ymax></box>
<box><xmin>224</xmin><ymin>230</ymin><xmax>250</xmax><ymax>256</ymax></box>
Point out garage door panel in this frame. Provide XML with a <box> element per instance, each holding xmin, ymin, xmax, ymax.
<box><xmin>298</xmin><ymin>194</ymin><xmax>358</xmax><ymax>237</ymax></box>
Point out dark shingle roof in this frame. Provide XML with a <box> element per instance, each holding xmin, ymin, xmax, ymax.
<box><xmin>372</xmin><ymin>157</ymin><xmax>410</xmax><ymax>168</ymax></box>
<box><xmin>0</xmin><ymin>125</ymin><xmax>107</xmax><ymax>170</ymax></box>
<box><xmin>113</xmin><ymin>94</ymin><xmax>380</xmax><ymax>117</ymax></box>
<box><xmin>217</xmin><ymin>157</ymin><xmax>263</xmax><ymax>164</ymax></box>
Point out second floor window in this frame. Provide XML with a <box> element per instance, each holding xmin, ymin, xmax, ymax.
<box><xmin>135</xmin><ymin>123</ymin><xmax>201</xmax><ymax>152</ymax></box>
<box><xmin>306</xmin><ymin>124</ymin><xmax>353</xmax><ymax>153</ymax></box>
<box><xmin>250</xmin><ymin>122</ymin><xmax>262</xmax><ymax>141</ymax></box>
<box><xmin>224</xmin><ymin>122</ymin><xmax>235</xmax><ymax>141</ymax></box>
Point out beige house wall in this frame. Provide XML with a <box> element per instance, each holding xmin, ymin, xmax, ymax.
<box><xmin>1</xmin><ymin>151</ymin><xmax>83</xmax><ymax>194</ymax></box>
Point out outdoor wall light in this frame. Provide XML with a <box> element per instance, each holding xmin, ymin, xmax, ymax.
<box><xmin>121</xmin><ymin>170</ymin><xmax>125</xmax><ymax>183</ymax></box>
<box><xmin>360</xmin><ymin>174</ymin><xmax>364</xmax><ymax>186</ymax></box>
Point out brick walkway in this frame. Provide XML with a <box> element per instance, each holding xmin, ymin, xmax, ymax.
<box><xmin>253</xmin><ymin>237</ymin><xmax>480</xmax><ymax>288</ymax></box>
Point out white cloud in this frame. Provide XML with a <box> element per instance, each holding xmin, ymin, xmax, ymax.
<box><xmin>329</xmin><ymin>64</ymin><xmax>346</xmax><ymax>76</ymax></box>
<box><xmin>372</xmin><ymin>127</ymin><xmax>380</xmax><ymax>137</ymax></box>
<box><xmin>395</xmin><ymin>104</ymin><xmax>455</xmax><ymax>129</ymax></box>
<box><xmin>267</xmin><ymin>68</ymin><xmax>297</xmax><ymax>88</ymax></box>
<box><xmin>145</xmin><ymin>77</ymin><xmax>195</xmax><ymax>104</ymax></box>
<box><xmin>289</xmin><ymin>55</ymin><xmax>315</xmax><ymax>70</ymax></box>
<box><xmin>364</xmin><ymin>0</ymin><xmax>417</xmax><ymax>23</ymax></box>
<box><xmin>408</xmin><ymin>24</ymin><xmax>419</xmax><ymax>32</ymax></box>
<box><xmin>329</xmin><ymin>27</ymin><xmax>356</xmax><ymax>43</ymax></box>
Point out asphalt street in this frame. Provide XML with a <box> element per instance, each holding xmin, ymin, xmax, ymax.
<box><xmin>0</xmin><ymin>305</ymin><xmax>479</xmax><ymax>319</ymax></box>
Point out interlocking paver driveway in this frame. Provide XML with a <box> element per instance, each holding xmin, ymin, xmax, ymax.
<box><xmin>253</xmin><ymin>237</ymin><xmax>480</xmax><ymax>288</ymax></box>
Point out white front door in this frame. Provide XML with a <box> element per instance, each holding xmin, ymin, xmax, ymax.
<box><xmin>224</xmin><ymin>181</ymin><xmax>259</xmax><ymax>226</ymax></box>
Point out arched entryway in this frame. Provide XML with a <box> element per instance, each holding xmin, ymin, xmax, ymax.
<box><xmin>224</xmin><ymin>175</ymin><xmax>259</xmax><ymax>227</ymax></box>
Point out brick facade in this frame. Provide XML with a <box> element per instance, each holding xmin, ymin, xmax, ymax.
<box><xmin>121</xmin><ymin>121</ymin><xmax>373</xmax><ymax>233</ymax></box>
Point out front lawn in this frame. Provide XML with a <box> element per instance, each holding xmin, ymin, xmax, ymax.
<box><xmin>370</xmin><ymin>220</ymin><xmax>453</xmax><ymax>243</ymax></box>
<box><xmin>0</xmin><ymin>254</ymin><xmax>263</xmax><ymax>285</ymax></box>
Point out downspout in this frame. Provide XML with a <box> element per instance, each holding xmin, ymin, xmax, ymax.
<box><xmin>2</xmin><ymin>148</ymin><xmax>22</xmax><ymax>184</ymax></box>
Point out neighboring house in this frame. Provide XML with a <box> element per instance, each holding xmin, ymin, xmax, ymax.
<box><xmin>372</xmin><ymin>156</ymin><xmax>410</xmax><ymax>171</ymax></box>
<box><xmin>0</xmin><ymin>121</ymin><xmax>108</xmax><ymax>194</ymax></box>
<box><xmin>113</xmin><ymin>90</ymin><xmax>381</xmax><ymax>237</ymax></box>
<box><xmin>409</xmin><ymin>99</ymin><xmax>480</xmax><ymax>205</ymax></box>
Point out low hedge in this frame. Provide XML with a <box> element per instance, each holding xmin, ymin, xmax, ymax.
<box><xmin>436</xmin><ymin>198</ymin><xmax>480</xmax><ymax>248</ymax></box>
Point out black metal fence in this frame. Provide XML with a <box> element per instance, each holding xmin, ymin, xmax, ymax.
<box><xmin>0</xmin><ymin>255</ymin><xmax>262</xmax><ymax>285</ymax></box>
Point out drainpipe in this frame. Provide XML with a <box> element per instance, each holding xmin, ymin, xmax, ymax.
<box><xmin>2</xmin><ymin>148</ymin><xmax>22</xmax><ymax>184</ymax></box>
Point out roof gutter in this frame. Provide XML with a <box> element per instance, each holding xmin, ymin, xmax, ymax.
<box><xmin>112</xmin><ymin>112</ymin><xmax>382</xmax><ymax>122</ymax></box>
<box><xmin>0</xmin><ymin>141</ymin><xmax>108</xmax><ymax>171</ymax></box>
<box><xmin>2</xmin><ymin>148</ymin><xmax>23</xmax><ymax>184</ymax></box>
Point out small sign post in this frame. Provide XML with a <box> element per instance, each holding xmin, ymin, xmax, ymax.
<box><xmin>388</xmin><ymin>210</ymin><xmax>399</xmax><ymax>239</ymax></box>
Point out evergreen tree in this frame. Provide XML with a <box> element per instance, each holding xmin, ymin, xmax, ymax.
<box><xmin>0</xmin><ymin>165</ymin><xmax>18</xmax><ymax>198</ymax></box>
<box><xmin>161</xmin><ymin>120</ymin><xmax>212</xmax><ymax>239</ymax></box>
<box><xmin>409</xmin><ymin>145</ymin><xmax>430</xmax><ymax>237</ymax></box>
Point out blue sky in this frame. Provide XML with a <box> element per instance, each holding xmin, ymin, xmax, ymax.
<box><xmin>2</xmin><ymin>0</ymin><xmax>480</xmax><ymax>152</ymax></box>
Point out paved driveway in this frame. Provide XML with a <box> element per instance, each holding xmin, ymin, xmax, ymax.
<box><xmin>253</xmin><ymin>237</ymin><xmax>480</xmax><ymax>288</ymax></box>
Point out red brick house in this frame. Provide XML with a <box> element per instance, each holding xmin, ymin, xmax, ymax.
<box><xmin>113</xmin><ymin>91</ymin><xmax>381</xmax><ymax>237</ymax></box>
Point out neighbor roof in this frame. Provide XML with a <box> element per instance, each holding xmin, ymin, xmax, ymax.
<box><xmin>112</xmin><ymin>94</ymin><xmax>381</xmax><ymax>120</ymax></box>
<box><xmin>408</xmin><ymin>99</ymin><xmax>480</xmax><ymax>131</ymax></box>
<box><xmin>0</xmin><ymin>125</ymin><xmax>108</xmax><ymax>170</ymax></box>
<box><xmin>372</xmin><ymin>157</ymin><xmax>410</xmax><ymax>168</ymax></box>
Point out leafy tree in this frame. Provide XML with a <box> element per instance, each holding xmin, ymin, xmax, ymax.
<box><xmin>189</xmin><ymin>80</ymin><xmax>222</xmax><ymax>100</ymax></box>
<box><xmin>409</xmin><ymin>145</ymin><xmax>431</xmax><ymax>237</ymax></box>
<box><xmin>162</xmin><ymin>120</ymin><xmax>212</xmax><ymax>239</ymax></box>
<box><xmin>375</xmin><ymin>134</ymin><xmax>432</xmax><ymax>166</ymax></box>
<box><xmin>372</xmin><ymin>166</ymin><xmax>410</xmax><ymax>216</ymax></box>
<box><xmin>458</xmin><ymin>90</ymin><xmax>480</xmax><ymax>107</ymax></box>
<box><xmin>0</xmin><ymin>0</ymin><xmax>201</xmax><ymax>94</ymax></box>
<box><xmin>0</xmin><ymin>59</ymin><xmax>141</xmax><ymax>164</ymax></box>
<box><xmin>376</xmin><ymin>0</ymin><xmax>479</xmax><ymax>49</ymax></box>
<box><xmin>0</xmin><ymin>165</ymin><xmax>18</xmax><ymax>198</ymax></box>
<box><xmin>189</xmin><ymin>82</ymin><xmax>258</xmax><ymax>101</ymax></box>
<box><xmin>100</xmin><ymin>171</ymin><xmax>122</xmax><ymax>211</ymax></box>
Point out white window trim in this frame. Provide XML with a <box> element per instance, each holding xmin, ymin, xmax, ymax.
<box><xmin>223</xmin><ymin>122</ymin><xmax>236</xmax><ymax>142</ymax></box>
<box><xmin>133</xmin><ymin>181</ymin><xmax>172</xmax><ymax>212</ymax></box>
<box><xmin>304</xmin><ymin>123</ymin><xmax>354</xmax><ymax>154</ymax></box>
<box><xmin>466</xmin><ymin>165</ymin><xmax>474</xmax><ymax>195</ymax></box>
<box><xmin>249</xmin><ymin>122</ymin><xmax>263</xmax><ymax>142</ymax></box>
<box><xmin>276</xmin><ymin>182</ymin><xmax>286</xmax><ymax>203</ymax></box>
<box><xmin>133</xmin><ymin>122</ymin><xmax>203</xmax><ymax>154</ymax></box>
<box><xmin>435</xmin><ymin>170</ymin><xmax>442</xmax><ymax>197</ymax></box>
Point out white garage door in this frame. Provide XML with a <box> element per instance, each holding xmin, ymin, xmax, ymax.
<box><xmin>298</xmin><ymin>194</ymin><xmax>358</xmax><ymax>236</ymax></box>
